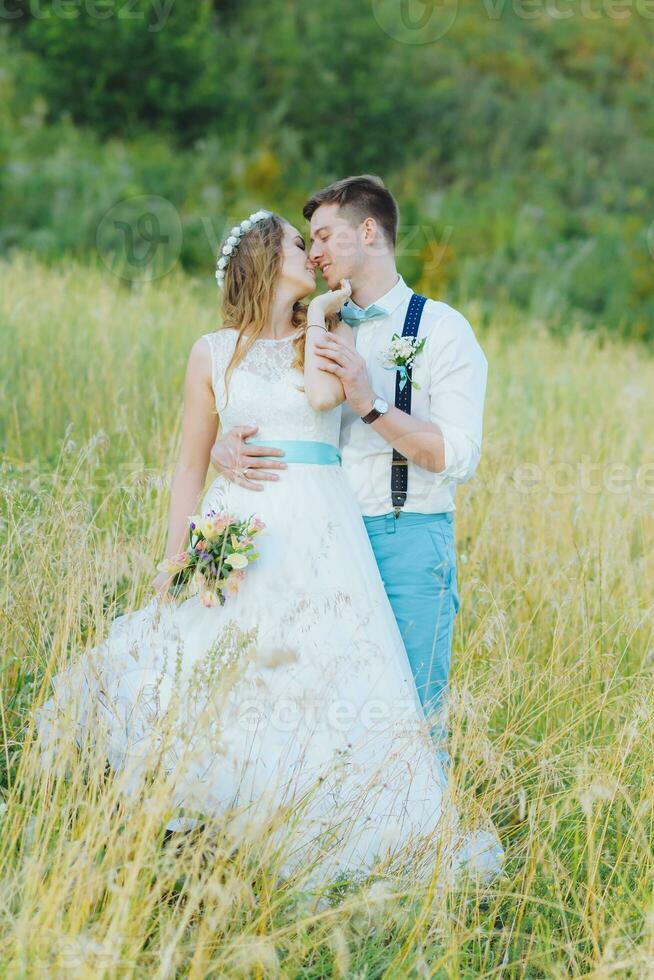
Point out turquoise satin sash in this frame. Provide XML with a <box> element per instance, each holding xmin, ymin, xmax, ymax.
<box><xmin>244</xmin><ymin>439</ymin><xmax>341</xmax><ymax>465</ymax></box>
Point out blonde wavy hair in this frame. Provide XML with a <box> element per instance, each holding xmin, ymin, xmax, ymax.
<box><xmin>218</xmin><ymin>212</ymin><xmax>339</xmax><ymax>404</ymax></box>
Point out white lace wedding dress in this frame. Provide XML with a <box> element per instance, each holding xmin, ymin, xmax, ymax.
<box><xmin>33</xmin><ymin>327</ymin><xmax>504</xmax><ymax>887</ymax></box>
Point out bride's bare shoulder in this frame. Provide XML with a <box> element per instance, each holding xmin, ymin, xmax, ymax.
<box><xmin>187</xmin><ymin>335</ymin><xmax>214</xmax><ymax>382</ymax></box>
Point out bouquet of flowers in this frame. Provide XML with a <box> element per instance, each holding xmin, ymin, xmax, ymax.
<box><xmin>156</xmin><ymin>509</ymin><xmax>265</xmax><ymax>608</ymax></box>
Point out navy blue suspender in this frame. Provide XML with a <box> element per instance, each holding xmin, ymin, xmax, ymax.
<box><xmin>392</xmin><ymin>292</ymin><xmax>427</xmax><ymax>517</ymax></box>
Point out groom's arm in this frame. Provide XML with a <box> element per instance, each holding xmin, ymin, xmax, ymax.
<box><xmin>314</xmin><ymin>310</ymin><xmax>487</xmax><ymax>478</ymax></box>
<box><xmin>423</xmin><ymin>309</ymin><xmax>488</xmax><ymax>483</ymax></box>
<box><xmin>365</xmin><ymin>408</ymin><xmax>447</xmax><ymax>473</ymax></box>
<box><xmin>314</xmin><ymin>332</ymin><xmax>446</xmax><ymax>472</ymax></box>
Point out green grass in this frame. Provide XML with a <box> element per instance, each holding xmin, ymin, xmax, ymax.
<box><xmin>1</xmin><ymin>252</ymin><xmax>653</xmax><ymax>976</ymax></box>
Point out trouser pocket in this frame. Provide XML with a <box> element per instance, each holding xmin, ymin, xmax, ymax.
<box><xmin>426</xmin><ymin>523</ymin><xmax>460</xmax><ymax>616</ymax></box>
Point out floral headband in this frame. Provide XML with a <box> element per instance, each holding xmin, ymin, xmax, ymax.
<box><xmin>215</xmin><ymin>208</ymin><xmax>272</xmax><ymax>288</ymax></box>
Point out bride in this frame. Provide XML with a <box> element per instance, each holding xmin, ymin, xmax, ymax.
<box><xmin>33</xmin><ymin>208</ymin><xmax>504</xmax><ymax>887</ymax></box>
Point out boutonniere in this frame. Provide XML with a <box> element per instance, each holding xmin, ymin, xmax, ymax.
<box><xmin>381</xmin><ymin>334</ymin><xmax>427</xmax><ymax>391</ymax></box>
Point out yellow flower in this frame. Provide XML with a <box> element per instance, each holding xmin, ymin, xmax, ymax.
<box><xmin>224</xmin><ymin>552</ymin><xmax>248</xmax><ymax>569</ymax></box>
<box><xmin>199</xmin><ymin>518</ymin><xmax>218</xmax><ymax>540</ymax></box>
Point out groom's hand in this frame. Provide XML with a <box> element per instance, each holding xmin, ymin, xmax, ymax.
<box><xmin>313</xmin><ymin>333</ymin><xmax>375</xmax><ymax>416</ymax></box>
<box><xmin>209</xmin><ymin>425</ymin><xmax>286</xmax><ymax>491</ymax></box>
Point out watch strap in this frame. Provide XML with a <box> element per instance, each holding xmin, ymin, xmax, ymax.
<box><xmin>361</xmin><ymin>405</ymin><xmax>382</xmax><ymax>424</ymax></box>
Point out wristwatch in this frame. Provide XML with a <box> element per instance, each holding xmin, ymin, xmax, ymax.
<box><xmin>361</xmin><ymin>396</ymin><xmax>389</xmax><ymax>424</ymax></box>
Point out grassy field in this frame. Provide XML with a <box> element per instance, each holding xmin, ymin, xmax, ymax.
<box><xmin>1</xmin><ymin>252</ymin><xmax>654</xmax><ymax>976</ymax></box>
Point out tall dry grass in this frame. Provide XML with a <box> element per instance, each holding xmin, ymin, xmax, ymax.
<box><xmin>1</xmin><ymin>252</ymin><xmax>654</xmax><ymax>976</ymax></box>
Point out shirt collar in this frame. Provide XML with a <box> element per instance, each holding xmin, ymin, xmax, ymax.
<box><xmin>346</xmin><ymin>274</ymin><xmax>412</xmax><ymax>316</ymax></box>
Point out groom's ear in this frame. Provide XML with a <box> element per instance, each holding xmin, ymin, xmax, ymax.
<box><xmin>361</xmin><ymin>216</ymin><xmax>381</xmax><ymax>246</ymax></box>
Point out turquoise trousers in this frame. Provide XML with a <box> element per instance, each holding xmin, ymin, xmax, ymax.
<box><xmin>363</xmin><ymin>511</ymin><xmax>460</xmax><ymax>762</ymax></box>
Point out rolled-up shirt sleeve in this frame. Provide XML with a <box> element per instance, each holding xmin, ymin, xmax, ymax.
<box><xmin>427</xmin><ymin>309</ymin><xmax>488</xmax><ymax>484</ymax></box>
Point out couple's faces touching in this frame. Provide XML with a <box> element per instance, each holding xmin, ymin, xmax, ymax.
<box><xmin>277</xmin><ymin>222</ymin><xmax>317</xmax><ymax>298</ymax></box>
<box><xmin>278</xmin><ymin>203</ymin><xmax>385</xmax><ymax>301</ymax></box>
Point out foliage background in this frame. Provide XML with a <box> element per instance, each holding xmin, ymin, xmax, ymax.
<box><xmin>2</xmin><ymin>0</ymin><xmax>654</xmax><ymax>339</ymax></box>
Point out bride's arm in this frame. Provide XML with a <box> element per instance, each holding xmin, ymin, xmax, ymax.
<box><xmin>304</xmin><ymin>311</ymin><xmax>356</xmax><ymax>411</ymax></box>
<box><xmin>303</xmin><ymin>280</ymin><xmax>356</xmax><ymax>412</ymax></box>
<box><xmin>159</xmin><ymin>338</ymin><xmax>218</xmax><ymax>563</ymax></box>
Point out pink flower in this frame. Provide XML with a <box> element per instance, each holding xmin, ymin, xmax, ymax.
<box><xmin>248</xmin><ymin>518</ymin><xmax>265</xmax><ymax>533</ymax></box>
<box><xmin>200</xmin><ymin>589</ymin><xmax>219</xmax><ymax>608</ymax></box>
<box><xmin>224</xmin><ymin>570</ymin><xmax>245</xmax><ymax>596</ymax></box>
<box><xmin>210</xmin><ymin>515</ymin><xmax>230</xmax><ymax>534</ymax></box>
<box><xmin>159</xmin><ymin>551</ymin><xmax>190</xmax><ymax>573</ymax></box>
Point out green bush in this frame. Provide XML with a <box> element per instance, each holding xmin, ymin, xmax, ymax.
<box><xmin>2</xmin><ymin>0</ymin><xmax>654</xmax><ymax>341</ymax></box>
<box><xmin>21</xmin><ymin>0</ymin><xmax>221</xmax><ymax>143</ymax></box>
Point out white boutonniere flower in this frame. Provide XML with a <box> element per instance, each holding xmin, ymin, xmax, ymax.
<box><xmin>381</xmin><ymin>334</ymin><xmax>427</xmax><ymax>391</ymax></box>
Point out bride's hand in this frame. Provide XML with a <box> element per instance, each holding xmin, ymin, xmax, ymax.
<box><xmin>308</xmin><ymin>279</ymin><xmax>352</xmax><ymax>319</ymax></box>
<box><xmin>151</xmin><ymin>570</ymin><xmax>175</xmax><ymax>603</ymax></box>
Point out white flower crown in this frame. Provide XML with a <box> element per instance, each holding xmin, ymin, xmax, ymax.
<box><xmin>215</xmin><ymin>209</ymin><xmax>272</xmax><ymax>288</ymax></box>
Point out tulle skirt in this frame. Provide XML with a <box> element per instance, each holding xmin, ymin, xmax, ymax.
<box><xmin>33</xmin><ymin>466</ymin><xmax>504</xmax><ymax>886</ymax></box>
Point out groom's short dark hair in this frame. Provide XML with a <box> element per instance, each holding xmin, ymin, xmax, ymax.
<box><xmin>302</xmin><ymin>175</ymin><xmax>399</xmax><ymax>247</ymax></box>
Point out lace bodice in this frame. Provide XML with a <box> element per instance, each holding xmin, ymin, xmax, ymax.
<box><xmin>202</xmin><ymin>329</ymin><xmax>342</xmax><ymax>445</ymax></box>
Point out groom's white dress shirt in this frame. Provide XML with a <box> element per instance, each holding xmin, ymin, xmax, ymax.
<box><xmin>339</xmin><ymin>275</ymin><xmax>488</xmax><ymax>517</ymax></box>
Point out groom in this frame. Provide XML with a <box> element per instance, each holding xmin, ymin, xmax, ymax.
<box><xmin>210</xmin><ymin>175</ymin><xmax>488</xmax><ymax>753</ymax></box>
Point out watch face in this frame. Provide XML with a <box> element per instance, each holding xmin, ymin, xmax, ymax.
<box><xmin>373</xmin><ymin>397</ymin><xmax>389</xmax><ymax>414</ymax></box>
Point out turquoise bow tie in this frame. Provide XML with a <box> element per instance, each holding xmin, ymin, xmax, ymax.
<box><xmin>340</xmin><ymin>302</ymin><xmax>387</xmax><ymax>327</ymax></box>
